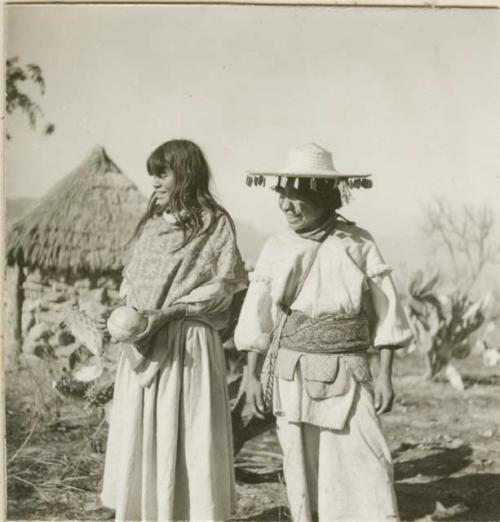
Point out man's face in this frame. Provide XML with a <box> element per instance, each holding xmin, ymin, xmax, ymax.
<box><xmin>278</xmin><ymin>187</ymin><xmax>328</xmax><ymax>232</ymax></box>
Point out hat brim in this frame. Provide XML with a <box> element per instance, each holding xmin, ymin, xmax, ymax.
<box><xmin>247</xmin><ymin>170</ymin><xmax>371</xmax><ymax>178</ymax></box>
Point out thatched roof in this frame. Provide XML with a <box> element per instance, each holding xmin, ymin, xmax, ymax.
<box><xmin>7</xmin><ymin>146</ymin><xmax>147</xmax><ymax>275</ymax></box>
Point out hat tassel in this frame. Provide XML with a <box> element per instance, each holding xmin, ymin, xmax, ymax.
<box><xmin>245</xmin><ymin>173</ymin><xmax>372</xmax><ymax>190</ymax></box>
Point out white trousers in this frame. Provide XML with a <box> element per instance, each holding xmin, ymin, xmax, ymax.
<box><xmin>276</xmin><ymin>384</ymin><xmax>399</xmax><ymax>522</ymax></box>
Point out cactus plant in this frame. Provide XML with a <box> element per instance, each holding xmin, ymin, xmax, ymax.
<box><xmin>406</xmin><ymin>269</ymin><xmax>485</xmax><ymax>381</ymax></box>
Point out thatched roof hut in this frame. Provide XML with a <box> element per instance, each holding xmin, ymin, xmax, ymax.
<box><xmin>4</xmin><ymin>146</ymin><xmax>147</xmax><ymax>366</ymax></box>
<box><xmin>7</xmin><ymin>145</ymin><xmax>146</xmax><ymax>275</ymax></box>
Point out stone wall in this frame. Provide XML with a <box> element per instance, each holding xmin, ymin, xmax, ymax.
<box><xmin>20</xmin><ymin>268</ymin><xmax>123</xmax><ymax>359</ymax></box>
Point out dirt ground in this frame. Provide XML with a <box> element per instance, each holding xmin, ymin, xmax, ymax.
<box><xmin>5</xmin><ymin>351</ymin><xmax>500</xmax><ymax>522</ymax></box>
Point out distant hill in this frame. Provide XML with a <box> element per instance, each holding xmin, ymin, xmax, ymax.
<box><xmin>5</xmin><ymin>198</ymin><xmax>39</xmax><ymax>228</ymax></box>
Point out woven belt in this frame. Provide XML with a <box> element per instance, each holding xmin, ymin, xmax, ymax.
<box><xmin>279</xmin><ymin>310</ymin><xmax>371</xmax><ymax>354</ymax></box>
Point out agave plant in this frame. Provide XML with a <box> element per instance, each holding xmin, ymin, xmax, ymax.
<box><xmin>53</xmin><ymin>306</ymin><xmax>111</xmax><ymax>407</ymax></box>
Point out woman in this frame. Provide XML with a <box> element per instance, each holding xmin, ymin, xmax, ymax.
<box><xmin>101</xmin><ymin>139</ymin><xmax>247</xmax><ymax>522</ymax></box>
<box><xmin>234</xmin><ymin>143</ymin><xmax>412</xmax><ymax>522</ymax></box>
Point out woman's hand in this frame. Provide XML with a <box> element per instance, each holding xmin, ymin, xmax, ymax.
<box><xmin>132</xmin><ymin>310</ymin><xmax>163</xmax><ymax>346</ymax></box>
<box><xmin>374</xmin><ymin>373</ymin><xmax>394</xmax><ymax>415</ymax></box>
<box><xmin>133</xmin><ymin>304</ymin><xmax>186</xmax><ymax>348</ymax></box>
<box><xmin>245</xmin><ymin>374</ymin><xmax>266</xmax><ymax>420</ymax></box>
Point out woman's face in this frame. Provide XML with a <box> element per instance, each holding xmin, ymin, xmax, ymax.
<box><xmin>278</xmin><ymin>191</ymin><xmax>328</xmax><ymax>232</ymax></box>
<box><xmin>152</xmin><ymin>169</ymin><xmax>176</xmax><ymax>209</ymax></box>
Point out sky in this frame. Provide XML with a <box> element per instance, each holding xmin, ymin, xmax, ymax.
<box><xmin>5</xmin><ymin>4</ymin><xmax>500</xmax><ymax>271</ymax></box>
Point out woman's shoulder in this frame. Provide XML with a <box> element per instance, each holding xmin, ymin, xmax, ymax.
<box><xmin>200</xmin><ymin>207</ymin><xmax>234</xmax><ymax>232</ymax></box>
<box><xmin>214</xmin><ymin>208</ymin><xmax>234</xmax><ymax>227</ymax></box>
<box><xmin>135</xmin><ymin>214</ymin><xmax>164</xmax><ymax>238</ymax></box>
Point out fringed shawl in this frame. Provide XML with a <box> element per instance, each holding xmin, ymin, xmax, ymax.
<box><xmin>121</xmin><ymin>210</ymin><xmax>247</xmax><ymax>386</ymax></box>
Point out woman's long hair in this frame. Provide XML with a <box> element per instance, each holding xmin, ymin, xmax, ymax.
<box><xmin>133</xmin><ymin>140</ymin><xmax>232</xmax><ymax>246</ymax></box>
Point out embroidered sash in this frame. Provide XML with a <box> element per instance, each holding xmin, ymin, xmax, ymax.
<box><xmin>280</xmin><ymin>310</ymin><xmax>371</xmax><ymax>354</ymax></box>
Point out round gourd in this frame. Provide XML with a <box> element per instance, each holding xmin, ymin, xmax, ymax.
<box><xmin>107</xmin><ymin>306</ymin><xmax>147</xmax><ymax>342</ymax></box>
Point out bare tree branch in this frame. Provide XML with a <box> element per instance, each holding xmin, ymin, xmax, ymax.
<box><xmin>422</xmin><ymin>198</ymin><xmax>499</xmax><ymax>291</ymax></box>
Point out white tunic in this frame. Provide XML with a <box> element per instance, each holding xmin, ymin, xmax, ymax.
<box><xmin>235</xmin><ymin>222</ymin><xmax>411</xmax><ymax>522</ymax></box>
<box><xmin>234</xmin><ymin>221</ymin><xmax>413</xmax><ymax>430</ymax></box>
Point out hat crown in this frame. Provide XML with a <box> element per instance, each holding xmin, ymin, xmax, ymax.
<box><xmin>284</xmin><ymin>143</ymin><xmax>336</xmax><ymax>174</ymax></box>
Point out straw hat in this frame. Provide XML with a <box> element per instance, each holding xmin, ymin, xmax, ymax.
<box><xmin>246</xmin><ymin>143</ymin><xmax>372</xmax><ymax>190</ymax></box>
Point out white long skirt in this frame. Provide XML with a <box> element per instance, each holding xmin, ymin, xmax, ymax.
<box><xmin>276</xmin><ymin>383</ymin><xmax>399</xmax><ymax>522</ymax></box>
<box><xmin>101</xmin><ymin>319</ymin><xmax>236</xmax><ymax>522</ymax></box>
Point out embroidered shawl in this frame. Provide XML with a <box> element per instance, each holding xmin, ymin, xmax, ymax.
<box><xmin>121</xmin><ymin>210</ymin><xmax>248</xmax><ymax>386</ymax></box>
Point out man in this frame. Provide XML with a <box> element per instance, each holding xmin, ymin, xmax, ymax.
<box><xmin>235</xmin><ymin>143</ymin><xmax>412</xmax><ymax>522</ymax></box>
